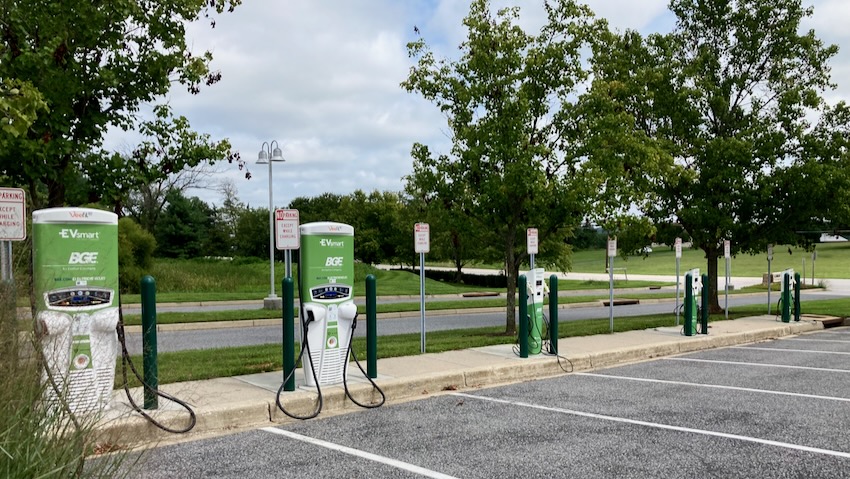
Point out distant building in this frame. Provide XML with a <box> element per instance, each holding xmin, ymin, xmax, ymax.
<box><xmin>820</xmin><ymin>233</ymin><xmax>848</xmax><ymax>243</ymax></box>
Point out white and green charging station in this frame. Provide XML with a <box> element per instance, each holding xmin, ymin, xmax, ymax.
<box><xmin>780</xmin><ymin>268</ymin><xmax>796</xmax><ymax>323</ymax></box>
<box><xmin>33</xmin><ymin>208</ymin><xmax>120</xmax><ymax>414</ymax></box>
<box><xmin>299</xmin><ymin>222</ymin><xmax>357</xmax><ymax>387</ymax></box>
<box><xmin>525</xmin><ymin>267</ymin><xmax>548</xmax><ymax>354</ymax></box>
<box><xmin>683</xmin><ymin>268</ymin><xmax>700</xmax><ymax>336</ymax></box>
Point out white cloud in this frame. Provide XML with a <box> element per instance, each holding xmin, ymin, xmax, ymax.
<box><xmin>101</xmin><ymin>0</ymin><xmax>850</xmax><ymax>211</ymax></box>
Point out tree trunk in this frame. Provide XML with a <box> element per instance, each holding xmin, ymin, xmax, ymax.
<box><xmin>704</xmin><ymin>246</ymin><xmax>723</xmax><ymax>313</ymax></box>
<box><xmin>504</xmin><ymin>240</ymin><xmax>517</xmax><ymax>335</ymax></box>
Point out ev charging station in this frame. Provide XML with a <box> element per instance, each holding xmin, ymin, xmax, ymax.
<box><xmin>683</xmin><ymin>269</ymin><xmax>701</xmax><ymax>336</ymax></box>
<box><xmin>525</xmin><ymin>267</ymin><xmax>548</xmax><ymax>354</ymax></box>
<box><xmin>299</xmin><ymin>222</ymin><xmax>357</xmax><ymax>387</ymax></box>
<box><xmin>780</xmin><ymin>268</ymin><xmax>800</xmax><ymax>323</ymax></box>
<box><xmin>33</xmin><ymin>208</ymin><xmax>120</xmax><ymax>414</ymax></box>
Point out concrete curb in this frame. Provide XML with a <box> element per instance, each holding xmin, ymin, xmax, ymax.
<box><xmin>95</xmin><ymin>317</ymin><xmax>831</xmax><ymax>448</ymax></box>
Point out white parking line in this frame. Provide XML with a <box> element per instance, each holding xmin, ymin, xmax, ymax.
<box><xmin>732</xmin><ymin>346</ymin><xmax>850</xmax><ymax>355</ymax></box>
<box><xmin>787</xmin><ymin>338</ymin><xmax>850</xmax><ymax>344</ymax></box>
<box><xmin>260</xmin><ymin>427</ymin><xmax>459</xmax><ymax>479</ymax></box>
<box><xmin>665</xmin><ymin>357</ymin><xmax>850</xmax><ymax>372</ymax></box>
<box><xmin>452</xmin><ymin>393</ymin><xmax>850</xmax><ymax>459</ymax></box>
<box><xmin>574</xmin><ymin>372</ymin><xmax>850</xmax><ymax>402</ymax></box>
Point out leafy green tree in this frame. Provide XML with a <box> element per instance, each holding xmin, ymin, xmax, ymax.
<box><xmin>118</xmin><ymin>216</ymin><xmax>156</xmax><ymax>293</ymax></box>
<box><xmin>402</xmin><ymin>0</ymin><xmax>609</xmax><ymax>334</ymax></box>
<box><xmin>0</xmin><ymin>0</ymin><xmax>243</xmax><ymax>209</ymax></box>
<box><xmin>590</xmin><ymin>0</ymin><xmax>839</xmax><ymax>311</ymax></box>
<box><xmin>155</xmin><ymin>190</ymin><xmax>214</xmax><ymax>258</ymax></box>
<box><xmin>233</xmin><ymin>206</ymin><xmax>270</xmax><ymax>260</ymax></box>
<box><xmin>0</xmin><ymin>79</ymin><xmax>46</xmax><ymax>141</ymax></box>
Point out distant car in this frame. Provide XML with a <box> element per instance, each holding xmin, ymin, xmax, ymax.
<box><xmin>641</xmin><ymin>246</ymin><xmax>652</xmax><ymax>254</ymax></box>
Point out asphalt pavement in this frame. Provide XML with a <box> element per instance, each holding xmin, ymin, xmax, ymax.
<box><xmin>103</xmin><ymin>317</ymin><xmax>850</xmax><ymax>478</ymax></box>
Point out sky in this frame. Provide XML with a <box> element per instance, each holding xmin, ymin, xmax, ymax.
<box><xmin>103</xmin><ymin>0</ymin><xmax>850</xmax><ymax>210</ymax></box>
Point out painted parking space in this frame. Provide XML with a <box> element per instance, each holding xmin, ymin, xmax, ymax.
<box><xmin>128</xmin><ymin>327</ymin><xmax>850</xmax><ymax>478</ymax></box>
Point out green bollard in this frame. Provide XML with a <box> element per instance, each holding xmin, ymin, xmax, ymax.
<box><xmin>282</xmin><ymin>277</ymin><xmax>295</xmax><ymax>391</ymax></box>
<box><xmin>781</xmin><ymin>273</ymin><xmax>791</xmax><ymax>323</ymax></box>
<box><xmin>700</xmin><ymin>273</ymin><xmax>710</xmax><ymax>334</ymax></box>
<box><xmin>549</xmin><ymin>275</ymin><xmax>558</xmax><ymax>354</ymax></box>
<box><xmin>518</xmin><ymin>275</ymin><xmax>528</xmax><ymax>358</ymax></box>
<box><xmin>794</xmin><ymin>272</ymin><xmax>801</xmax><ymax>322</ymax></box>
<box><xmin>684</xmin><ymin>273</ymin><xmax>695</xmax><ymax>336</ymax></box>
<box><xmin>140</xmin><ymin>275</ymin><xmax>158</xmax><ymax>410</ymax></box>
<box><xmin>366</xmin><ymin>274</ymin><xmax>377</xmax><ymax>379</ymax></box>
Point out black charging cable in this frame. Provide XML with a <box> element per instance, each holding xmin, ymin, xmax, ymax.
<box><xmin>341</xmin><ymin>312</ymin><xmax>385</xmax><ymax>409</ymax></box>
<box><xmin>275</xmin><ymin>307</ymin><xmax>323</xmax><ymax>420</ymax></box>
<box><xmin>115</xmin><ymin>307</ymin><xmax>196</xmax><ymax>434</ymax></box>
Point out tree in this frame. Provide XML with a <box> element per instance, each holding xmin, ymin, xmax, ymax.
<box><xmin>0</xmin><ymin>0</ymin><xmax>244</xmax><ymax>209</ymax></box>
<box><xmin>154</xmin><ymin>190</ymin><xmax>215</xmax><ymax>259</ymax></box>
<box><xmin>590</xmin><ymin>0</ymin><xmax>839</xmax><ymax>312</ymax></box>
<box><xmin>402</xmin><ymin>0</ymin><xmax>607</xmax><ymax>334</ymax></box>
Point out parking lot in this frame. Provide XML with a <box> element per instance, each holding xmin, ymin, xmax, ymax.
<box><xmin>130</xmin><ymin>327</ymin><xmax>850</xmax><ymax>478</ymax></box>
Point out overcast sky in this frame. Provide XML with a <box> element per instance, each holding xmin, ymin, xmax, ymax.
<box><xmin>103</xmin><ymin>0</ymin><xmax>850</xmax><ymax>210</ymax></box>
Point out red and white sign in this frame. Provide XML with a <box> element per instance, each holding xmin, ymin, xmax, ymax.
<box><xmin>0</xmin><ymin>188</ymin><xmax>25</xmax><ymax>241</ymax></box>
<box><xmin>724</xmin><ymin>239</ymin><xmax>731</xmax><ymax>259</ymax></box>
<box><xmin>414</xmin><ymin>223</ymin><xmax>430</xmax><ymax>254</ymax></box>
<box><xmin>275</xmin><ymin>209</ymin><xmax>299</xmax><ymax>250</ymax></box>
<box><xmin>674</xmin><ymin>237</ymin><xmax>682</xmax><ymax>259</ymax></box>
<box><xmin>527</xmin><ymin>228</ymin><xmax>538</xmax><ymax>255</ymax></box>
<box><xmin>607</xmin><ymin>237</ymin><xmax>617</xmax><ymax>257</ymax></box>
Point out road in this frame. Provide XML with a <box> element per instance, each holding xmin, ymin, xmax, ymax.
<box><xmin>121</xmin><ymin>288</ymin><xmax>847</xmax><ymax>355</ymax></box>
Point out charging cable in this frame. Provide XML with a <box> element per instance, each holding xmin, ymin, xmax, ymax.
<box><xmin>342</xmin><ymin>312</ymin><xmax>385</xmax><ymax>409</ymax></box>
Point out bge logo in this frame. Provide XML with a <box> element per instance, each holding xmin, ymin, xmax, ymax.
<box><xmin>325</xmin><ymin>257</ymin><xmax>343</xmax><ymax>267</ymax></box>
<box><xmin>69</xmin><ymin>252</ymin><xmax>98</xmax><ymax>264</ymax></box>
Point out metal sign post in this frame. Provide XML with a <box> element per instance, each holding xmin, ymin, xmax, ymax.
<box><xmin>812</xmin><ymin>249</ymin><xmax>817</xmax><ymax>285</ymax></box>
<box><xmin>414</xmin><ymin>223</ymin><xmax>430</xmax><ymax>354</ymax></box>
<box><xmin>767</xmin><ymin>244</ymin><xmax>773</xmax><ymax>315</ymax></box>
<box><xmin>675</xmin><ymin>237</ymin><xmax>681</xmax><ymax>326</ymax></box>
<box><xmin>607</xmin><ymin>237</ymin><xmax>616</xmax><ymax>333</ymax></box>
<box><xmin>527</xmin><ymin>228</ymin><xmax>538</xmax><ymax>270</ymax></box>
<box><xmin>724</xmin><ymin>240</ymin><xmax>730</xmax><ymax>320</ymax></box>
<box><xmin>275</xmin><ymin>209</ymin><xmax>300</xmax><ymax>278</ymax></box>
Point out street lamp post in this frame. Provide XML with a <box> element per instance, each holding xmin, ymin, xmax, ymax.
<box><xmin>257</xmin><ymin>141</ymin><xmax>285</xmax><ymax>309</ymax></box>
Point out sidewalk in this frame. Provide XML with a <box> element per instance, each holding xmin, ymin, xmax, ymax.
<box><xmin>93</xmin><ymin>314</ymin><xmax>845</xmax><ymax>449</ymax></box>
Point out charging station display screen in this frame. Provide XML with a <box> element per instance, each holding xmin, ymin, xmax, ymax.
<box><xmin>311</xmin><ymin>285</ymin><xmax>351</xmax><ymax>300</ymax></box>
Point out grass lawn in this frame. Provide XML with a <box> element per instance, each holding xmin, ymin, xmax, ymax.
<box><xmin>115</xmin><ymin>297</ymin><xmax>850</xmax><ymax>387</ymax></box>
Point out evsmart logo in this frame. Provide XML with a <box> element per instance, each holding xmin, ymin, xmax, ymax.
<box><xmin>320</xmin><ymin>238</ymin><xmax>345</xmax><ymax>247</ymax></box>
<box><xmin>58</xmin><ymin>229</ymin><xmax>100</xmax><ymax>240</ymax></box>
<box><xmin>69</xmin><ymin>252</ymin><xmax>98</xmax><ymax>264</ymax></box>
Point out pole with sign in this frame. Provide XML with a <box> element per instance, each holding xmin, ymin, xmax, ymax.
<box><xmin>724</xmin><ymin>239</ymin><xmax>730</xmax><ymax>320</ymax></box>
<box><xmin>414</xmin><ymin>223</ymin><xmax>429</xmax><ymax>353</ymax></box>
<box><xmin>275</xmin><ymin>209</ymin><xmax>300</xmax><ymax>278</ymax></box>
<box><xmin>675</xmin><ymin>237</ymin><xmax>682</xmax><ymax>326</ymax></box>
<box><xmin>527</xmin><ymin>228</ymin><xmax>538</xmax><ymax>269</ymax></box>
<box><xmin>0</xmin><ymin>188</ymin><xmax>26</xmax><ymax>282</ymax></box>
<box><xmin>607</xmin><ymin>237</ymin><xmax>616</xmax><ymax>333</ymax></box>
<box><xmin>767</xmin><ymin>244</ymin><xmax>773</xmax><ymax>315</ymax></box>
<box><xmin>812</xmin><ymin>249</ymin><xmax>816</xmax><ymax>285</ymax></box>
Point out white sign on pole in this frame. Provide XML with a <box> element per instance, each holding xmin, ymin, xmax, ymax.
<box><xmin>607</xmin><ymin>238</ymin><xmax>617</xmax><ymax>257</ymax></box>
<box><xmin>527</xmin><ymin>228</ymin><xmax>538</xmax><ymax>255</ymax></box>
<box><xmin>0</xmin><ymin>188</ymin><xmax>26</xmax><ymax>241</ymax></box>
<box><xmin>275</xmin><ymin>209</ymin><xmax>300</xmax><ymax>250</ymax></box>
<box><xmin>767</xmin><ymin>244</ymin><xmax>773</xmax><ymax>261</ymax></box>
<box><xmin>724</xmin><ymin>240</ymin><xmax>731</xmax><ymax>259</ymax></box>
<box><xmin>414</xmin><ymin>223</ymin><xmax>430</xmax><ymax>253</ymax></box>
<box><xmin>674</xmin><ymin>237</ymin><xmax>682</xmax><ymax>259</ymax></box>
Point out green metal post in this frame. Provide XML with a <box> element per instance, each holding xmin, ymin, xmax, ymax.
<box><xmin>140</xmin><ymin>275</ymin><xmax>158</xmax><ymax>410</ymax></box>
<box><xmin>518</xmin><ymin>275</ymin><xmax>528</xmax><ymax>358</ymax></box>
<box><xmin>282</xmin><ymin>277</ymin><xmax>295</xmax><ymax>391</ymax></box>
<box><xmin>781</xmin><ymin>273</ymin><xmax>791</xmax><ymax>323</ymax></box>
<box><xmin>548</xmin><ymin>275</ymin><xmax>558</xmax><ymax>354</ymax></box>
<box><xmin>684</xmin><ymin>273</ymin><xmax>694</xmax><ymax>336</ymax></box>
<box><xmin>700</xmin><ymin>273</ymin><xmax>709</xmax><ymax>334</ymax></box>
<box><xmin>366</xmin><ymin>274</ymin><xmax>377</xmax><ymax>379</ymax></box>
<box><xmin>794</xmin><ymin>272</ymin><xmax>801</xmax><ymax>322</ymax></box>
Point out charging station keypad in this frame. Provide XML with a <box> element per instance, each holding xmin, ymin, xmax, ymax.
<box><xmin>311</xmin><ymin>285</ymin><xmax>351</xmax><ymax>301</ymax></box>
<box><xmin>47</xmin><ymin>288</ymin><xmax>113</xmax><ymax>308</ymax></box>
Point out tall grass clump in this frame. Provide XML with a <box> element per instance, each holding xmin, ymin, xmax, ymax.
<box><xmin>0</xmin><ymin>282</ymin><xmax>128</xmax><ymax>478</ymax></box>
